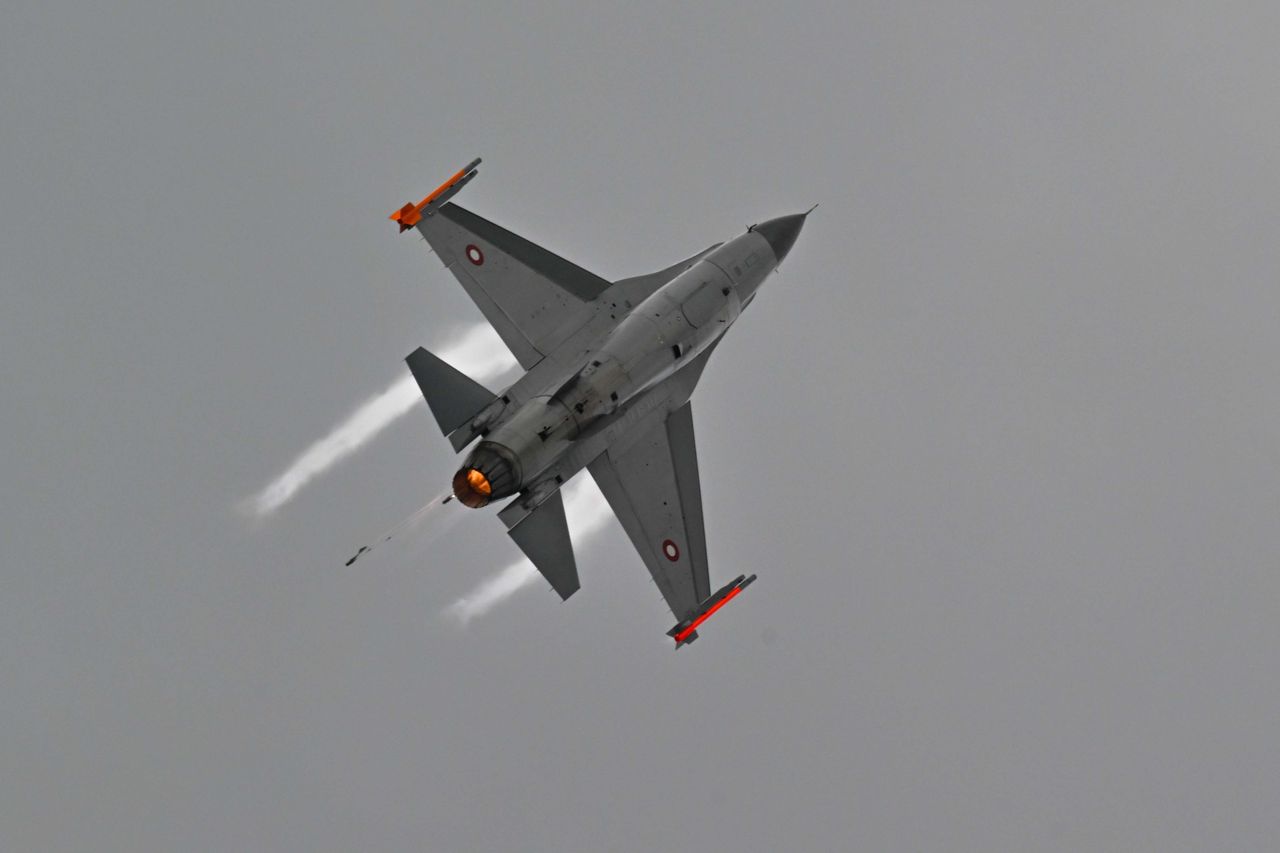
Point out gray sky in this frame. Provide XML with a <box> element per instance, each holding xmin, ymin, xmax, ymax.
<box><xmin>4</xmin><ymin>1</ymin><xmax>1279</xmax><ymax>850</ymax></box>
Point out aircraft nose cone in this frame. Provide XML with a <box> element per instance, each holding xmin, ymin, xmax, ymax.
<box><xmin>753</xmin><ymin>212</ymin><xmax>808</xmax><ymax>264</ymax></box>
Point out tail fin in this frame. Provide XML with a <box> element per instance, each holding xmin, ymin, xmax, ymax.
<box><xmin>405</xmin><ymin>347</ymin><xmax>496</xmax><ymax>451</ymax></box>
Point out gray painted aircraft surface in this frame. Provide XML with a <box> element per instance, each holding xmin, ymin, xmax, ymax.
<box><xmin>392</xmin><ymin>159</ymin><xmax>807</xmax><ymax>647</ymax></box>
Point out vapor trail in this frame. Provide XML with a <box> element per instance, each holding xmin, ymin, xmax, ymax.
<box><xmin>445</xmin><ymin>477</ymin><xmax>615</xmax><ymax>625</ymax></box>
<box><xmin>246</xmin><ymin>323</ymin><xmax>517</xmax><ymax>516</ymax></box>
<box><xmin>342</xmin><ymin>488</ymin><xmax>455</xmax><ymax>567</ymax></box>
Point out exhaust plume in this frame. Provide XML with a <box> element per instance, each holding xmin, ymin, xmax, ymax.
<box><xmin>445</xmin><ymin>477</ymin><xmax>614</xmax><ymax>625</ymax></box>
<box><xmin>246</xmin><ymin>323</ymin><xmax>516</xmax><ymax>516</ymax></box>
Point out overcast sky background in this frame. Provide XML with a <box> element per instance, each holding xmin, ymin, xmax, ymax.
<box><xmin>4</xmin><ymin>2</ymin><xmax>1279</xmax><ymax>850</ymax></box>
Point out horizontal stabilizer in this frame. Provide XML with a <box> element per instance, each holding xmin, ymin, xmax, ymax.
<box><xmin>405</xmin><ymin>347</ymin><xmax>496</xmax><ymax>446</ymax></box>
<box><xmin>503</xmin><ymin>490</ymin><xmax>580</xmax><ymax>601</ymax></box>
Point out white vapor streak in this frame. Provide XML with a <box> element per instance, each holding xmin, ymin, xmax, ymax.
<box><xmin>247</xmin><ymin>324</ymin><xmax>516</xmax><ymax>516</ymax></box>
<box><xmin>445</xmin><ymin>478</ymin><xmax>615</xmax><ymax>626</ymax></box>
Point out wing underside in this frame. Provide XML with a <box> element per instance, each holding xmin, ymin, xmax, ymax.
<box><xmin>588</xmin><ymin>402</ymin><xmax>711</xmax><ymax>621</ymax></box>
<box><xmin>415</xmin><ymin>202</ymin><xmax>610</xmax><ymax>369</ymax></box>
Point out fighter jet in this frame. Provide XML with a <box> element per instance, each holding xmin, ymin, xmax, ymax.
<box><xmin>393</xmin><ymin>158</ymin><xmax>807</xmax><ymax>647</ymax></box>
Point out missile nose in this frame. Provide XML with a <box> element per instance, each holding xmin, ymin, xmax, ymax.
<box><xmin>752</xmin><ymin>211</ymin><xmax>809</xmax><ymax>264</ymax></box>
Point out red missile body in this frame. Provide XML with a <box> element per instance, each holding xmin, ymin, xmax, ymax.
<box><xmin>668</xmin><ymin>573</ymin><xmax>757</xmax><ymax>648</ymax></box>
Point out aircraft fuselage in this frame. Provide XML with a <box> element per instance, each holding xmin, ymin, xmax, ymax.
<box><xmin>394</xmin><ymin>158</ymin><xmax>809</xmax><ymax>637</ymax></box>
<box><xmin>451</xmin><ymin>223</ymin><xmax>795</xmax><ymax>510</ymax></box>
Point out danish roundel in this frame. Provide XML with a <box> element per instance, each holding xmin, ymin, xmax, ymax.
<box><xmin>465</xmin><ymin>244</ymin><xmax>484</xmax><ymax>265</ymax></box>
<box><xmin>662</xmin><ymin>539</ymin><xmax>680</xmax><ymax>562</ymax></box>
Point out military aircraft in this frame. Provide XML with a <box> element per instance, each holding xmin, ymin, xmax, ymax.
<box><xmin>392</xmin><ymin>158</ymin><xmax>807</xmax><ymax>647</ymax></box>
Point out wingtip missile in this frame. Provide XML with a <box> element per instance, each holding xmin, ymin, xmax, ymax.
<box><xmin>390</xmin><ymin>157</ymin><xmax>482</xmax><ymax>232</ymax></box>
<box><xmin>668</xmin><ymin>573</ymin><xmax>758</xmax><ymax>648</ymax></box>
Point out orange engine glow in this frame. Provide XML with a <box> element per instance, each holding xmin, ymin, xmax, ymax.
<box><xmin>452</xmin><ymin>467</ymin><xmax>493</xmax><ymax>508</ymax></box>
